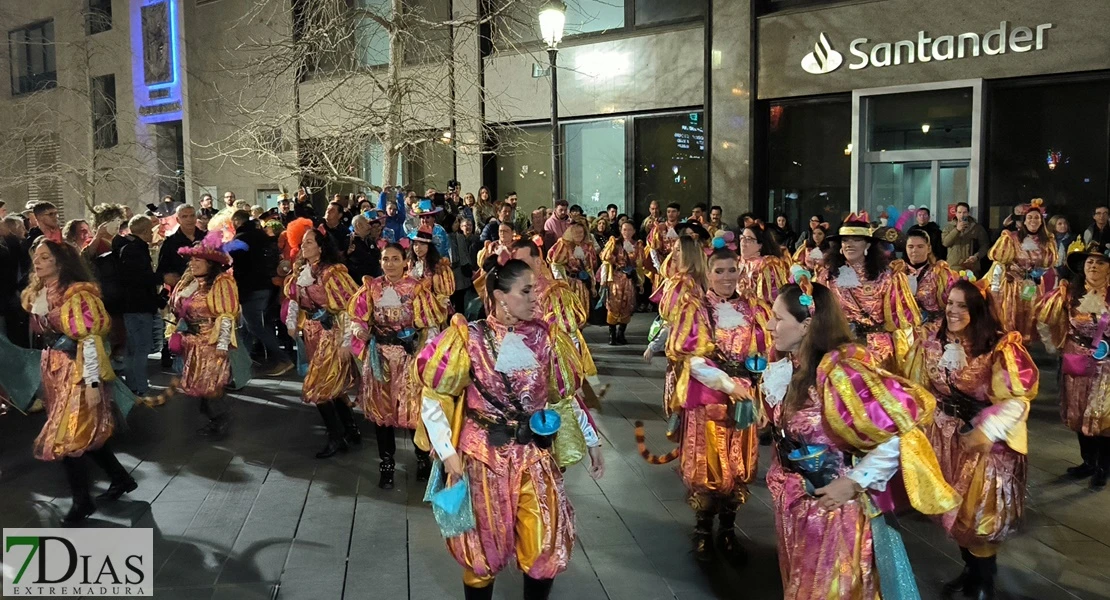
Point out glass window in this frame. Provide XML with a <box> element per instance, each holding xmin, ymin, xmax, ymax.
<box><xmin>91</xmin><ymin>74</ymin><xmax>118</xmax><ymax>149</ymax></box>
<box><xmin>563</xmin><ymin>119</ymin><xmax>626</xmax><ymax>216</ymax></box>
<box><xmin>87</xmin><ymin>0</ymin><xmax>113</xmax><ymax>35</ymax></box>
<box><xmin>866</xmin><ymin>88</ymin><xmax>973</xmax><ymax>152</ymax></box>
<box><xmin>566</xmin><ymin>0</ymin><xmax>624</xmax><ymax>35</ymax></box>
<box><xmin>355</xmin><ymin>0</ymin><xmax>391</xmax><ymax>67</ymax></box>
<box><xmin>986</xmin><ymin>79</ymin><xmax>1110</xmax><ymax>233</ymax></box>
<box><xmin>362</xmin><ymin>138</ymin><xmax>404</xmax><ymax>187</ymax></box>
<box><xmin>634</xmin><ymin>112</ymin><xmax>706</xmax><ymax>219</ymax></box>
<box><xmin>493</xmin><ymin>126</ymin><xmax>553</xmax><ymax>214</ymax></box>
<box><xmin>490</xmin><ymin>0</ymin><xmax>624</xmax><ymax>45</ymax></box>
<box><xmin>9</xmin><ymin>20</ymin><xmax>57</xmax><ymax>95</ymax></box>
<box><xmin>405</xmin><ymin>137</ymin><xmax>455</xmax><ymax>191</ymax></box>
<box><xmin>405</xmin><ymin>0</ymin><xmax>451</xmax><ymax>63</ymax></box>
<box><xmin>764</xmin><ymin>98</ymin><xmax>851</xmax><ymax>240</ymax></box>
<box><xmin>635</xmin><ymin>0</ymin><xmax>703</xmax><ymax>25</ymax></box>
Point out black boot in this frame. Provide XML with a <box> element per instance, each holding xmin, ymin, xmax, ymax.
<box><xmin>415</xmin><ymin>449</ymin><xmax>433</xmax><ymax>482</ymax></box>
<box><xmin>692</xmin><ymin>511</ymin><xmax>714</xmax><ymax>562</ymax></box>
<box><xmin>89</xmin><ymin>446</ymin><xmax>138</xmax><ymax>501</ymax></box>
<box><xmin>315</xmin><ymin>402</ymin><xmax>349</xmax><ymax>459</ymax></box>
<box><xmin>616</xmin><ymin>324</ymin><xmax>628</xmax><ymax>345</ymax></box>
<box><xmin>608</xmin><ymin>325</ymin><xmax>618</xmax><ymax>346</ymax></box>
<box><xmin>942</xmin><ymin>547</ymin><xmax>979</xmax><ymax>597</ymax></box>
<box><xmin>463</xmin><ymin>583</ymin><xmax>494</xmax><ymax>600</ymax></box>
<box><xmin>379</xmin><ymin>455</ymin><xmax>396</xmax><ymax>489</ymax></box>
<box><xmin>62</xmin><ymin>458</ymin><xmax>95</xmax><ymax>524</ymax></box>
<box><xmin>523</xmin><ymin>574</ymin><xmax>555</xmax><ymax>600</ymax></box>
<box><xmin>334</xmin><ymin>399</ymin><xmax>362</xmax><ymax>445</ymax></box>
<box><xmin>716</xmin><ymin>505</ymin><xmax>746</xmax><ymax>564</ymax></box>
<box><xmin>1067</xmin><ymin>434</ymin><xmax>1098</xmax><ymax>478</ymax></box>
<box><xmin>1092</xmin><ymin>437</ymin><xmax>1110</xmax><ymax>488</ymax></box>
<box><xmin>972</xmin><ymin>554</ymin><xmax>997</xmax><ymax>600</ymax></box>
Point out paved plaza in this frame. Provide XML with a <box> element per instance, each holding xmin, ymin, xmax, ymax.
<box><xmin>2</xmin><ymin>315</ymin><xmax>1109</xmax><ymax>599</ymax></box>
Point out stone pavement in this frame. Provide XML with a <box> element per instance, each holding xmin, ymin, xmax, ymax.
<box><xmin>1</xmin><ymin>314</ymin><xmax>1109</xmax><ymax>599</ymax></box>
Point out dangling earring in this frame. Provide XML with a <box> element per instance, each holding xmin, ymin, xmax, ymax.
<box><xmin>863</xmin><ymin>247</ymin><xmax>869</xmax><ymax>257</ymax></box>
<box><xmin>499</xmin><ymin>301</ymin><xmax>509</xmax><ymax>314</ymax></box>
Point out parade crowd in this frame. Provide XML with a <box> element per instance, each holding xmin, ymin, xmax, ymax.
<box><xmin>1</xmin><ymin>187</ymin><xmax>1108</xmax><ymax>600</ymax></box>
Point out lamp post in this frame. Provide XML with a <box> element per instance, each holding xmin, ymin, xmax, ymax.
<box><xmin>538</xmin><ymin>1</ymin><xmax>566</xmax><ymax>205</ymax></box>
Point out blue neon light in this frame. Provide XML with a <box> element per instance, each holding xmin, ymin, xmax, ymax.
<box><xmin>146</xmin><ymin>0</ymin><xmax>178</xmax><ymax>90</ymax></box>
<box><xmin>134</xmin><ymin>0</ymin><xmax>182</xmax><ymax>123</ymax></box>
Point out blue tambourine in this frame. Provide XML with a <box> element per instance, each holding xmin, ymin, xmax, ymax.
<box><xmin>576</xmin><ymin>270</ymin><xmax>590</xmax><ymax>281</ymax></box>
<box><xmin>745</xmin><ymin>355</ymin><xmax>768</xmax><ymax>374</ymax></box>
<box><xmin>530</xmin><ymin>409</ymin><xmax>562</xmax><ymax>436</ymax></box>
<box><xmin>1095</xmin><ymin>340</ymin><xmax>1109</xmax><ymax>361</ymax></box>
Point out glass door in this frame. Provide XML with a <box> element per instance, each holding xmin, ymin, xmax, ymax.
<box><xmin>864</xmin><ymin>159</ymin><xmax>969</xmax><ymax>225</ymax></box>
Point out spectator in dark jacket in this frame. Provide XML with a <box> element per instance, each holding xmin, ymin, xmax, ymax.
<box><xmin>480</xmin><ymin>203</ymin><xmax>513</xmax><ymax>243</ymax></box>
<box><xmin>449</xmin><ymin>216</ymin><xmax>481</xmax><ymax>314</ymax></box>
<box><xmin>906</xmin><ymin>207</ymin><xmax>946</xmax><ymax>261</ymax></box>
<box><xmin>230</xmin><ymin>211</ymin><xmax>293</xmax><ymax>376</ymax></box>
<box><xmin>346</xmin><ymin>213</ymin><xmax>383</xmax><ymax>283</ymax></box>
<box><xmin>117</xmin><ymin>215</ymin><xmax>164</xmax><ymax>395</ymax></box>
<box><xmin>321</xmin><ymin>201</ymin><xmax>350</xmax><ymax>251</ymax></box>
<box><xmin>156</xmin><ymin>204</ymin><xmax>201</xmax><ymax>289</ymax></box>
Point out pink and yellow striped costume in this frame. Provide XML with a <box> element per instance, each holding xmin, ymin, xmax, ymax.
<box><xmin>284</xmin><ymin>261</ymin><xmax>359</xmax><ymax>405</ymax></box>
<box><xmin>171</xmin><ymin>271</ymin><xmax>239</xmax><ymax>398</ymax></box>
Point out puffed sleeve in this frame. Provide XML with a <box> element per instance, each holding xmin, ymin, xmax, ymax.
<box><xmin>931</xmin><ymin>261</ymin><xmax>958</xmax><ymax>309</ymax></box>
<box><xmin>988</xmin><ymin>231</ymin><xmax>1019</xmax><ymax>265</ymax></box>
<box><xmin>884</xmin><ymin>262</ymin><xmax>922</xmax><ymax>331</ymax></box>
<box><xmin>412</xmin><ymin>277</ymin><xmax>446</xmax><ymax>330</ymax></box>
<box><xmin>818</xmin><ymin>344</ymin><xmax>961</xmax><ymax>515</ymax></box>
<box><xmin>542</xmin><ymin>280</ymin><xmax>587</xmax><ymax>333</ymax></box>
<box><xmin>549</xmin><ymin>325</ymin><xmax>585</xmax><ymax>400</ymax></box>
<box><xmin>207</xmin><ymin>272</ymin><xmax>240</xmax><ymax>350</ymax></box>
<box><xmin>791</xmin><ymin>245</ymin><xmax>807</xmax><ymax>265</ymax></box>
<box><xmin>1036</xmin><ymin>281</ymin><xmax>1069</xmax><ymax>350</ymax></box>
<box><xmin>432</xmin><ymin>258</ymin><xmax>455</xmax><ymax>298</ymax></box>
<box><xmin>321</xmin><ymin>264</ymin><xmax>359</xmax><ymax>313</ymax></box>
<box><xmin>900</xmin><ymin>322</ymin><xmax>940</xmax><ymax>387</ymax></box>
<box><xmin>659</xmin><ymin>276</ymin><xmax>715</xmax><ymax>413</ymax></box>
<box><xmin>598</xmin><ymin>237</ymin><xmax>618</xmax><ymax>284</ymax></box>
<box><xmin>547</xmin><ymin>239</ymin><xmax>570</xmax><ymax>280</ymax></box>
<box><xmin>59</xmin><ymin>283</ymin><xmax>115</xmax><ymax>385</ymax></box>
<box><xmin>976</xmin><ymin>332</ymin><xmax>1039</xmax><ymax>454</ymax></box>
<box><xmin>347</xmin><ymin>277</ymin><xmax>373</xmax><ymax>361</ymax></box>
<box><xmin>282</xmin><ymin>267</ymin><xmax>302</xmax><ymax>333</ymax></box>
<box><xmin>756</xmin><ymin>256</ymin><xmax>790</xmax><ymax>303</ymax></box>
<box><xmin>414</xmin><ymin>314</ymin><xmax>472</xmax><ymax>454</ymax></box>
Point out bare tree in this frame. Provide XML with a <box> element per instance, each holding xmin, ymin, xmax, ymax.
<box><xmin>196</xmin><ymin>0</ymin><xmax>547</xmax><ymax>193</ymax></box>
<box><xmin>0</xmin><ymin>3</ymin><xmax>178</xmax><ymax>215</ymax></box>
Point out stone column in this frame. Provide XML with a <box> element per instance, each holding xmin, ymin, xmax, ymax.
<box><xmin>709</xmin><ymin>0</ymin><xmax>754</xmax><ymax>217</ymax></box>
<box><xmin>452</xmin><ymin>0</ymin><xmax>483</xmax><ymax>193</ymax></box>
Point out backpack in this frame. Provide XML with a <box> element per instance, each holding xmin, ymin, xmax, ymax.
<box><xmin>93</xmin><ymin>248</ymin><xmax>125</xmax><ymax>313</ymax></box>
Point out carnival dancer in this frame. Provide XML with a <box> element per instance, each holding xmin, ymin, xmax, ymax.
<box><xmin>816</xmin><ymin>212</ymin><xmax>920</xmax><ymax>369</ymax></box>
<box><xmin>409</xmin><ymin>225</ymin><xmax>455</xmax><ymax>332</ymax></box>
<box><xmin>20</xmin><ymin>240</ymin><xmax>139</xmax><ymax>523</ymax></box>
<box><xmin>349</xmin><ymin>243</ymin><xmax>441</xmax><ymax>488</ymax></box>
<box><xmin>764</xmin><ymin>278</ymin><xmax>960</xmax><ymax>599</ymax></box>
<box><xmin>904</xmin><ymin>280</ymin><xmax>1038</xmax><ymax>599</ymax></box>
<box><xmin>284</xmin><ymin>228</ymin><xmax>361</xmax><ymax>459</ymax></box>
<box><xmin>736</xmin><ymin>223</ymin><xmax>790</xmax><ymax>304</ymax></box>
<box><xmin>415</xmin><ymin>257</ymin><xmax>605</xmax><ymax>600</ymax></box>
<box><xmin>1038</xmin><ymin>240</ymin><xmax>1110</xmax><ymax>488</ymax></box>
<box><xmin>170</xmin><ymin>231</ymin><xmax>243</xmax><ymax>436</ymax></box>
<box><xmin>904</xmin><ymin>229</ymin><xmax>959</xmax><ymax>325</ymax></box>
<box><xmin>547</xmin><ymin>220</ymin><xmax>598</xmax><ymax>317</ymax></box>
<box><xmin>599</xmin><ymin>221</ymin><xmax>645</xmax><ymax>345</ymax></box>
<box><xmin>791</xmin><ymin>221</ymin><xmax>828</xmax><ymax>271</ymax></box>
<box><xmin>635</xmin><ymin>247</ymin><xmax>773</xmax><ymax>561</ymax></box>
<box><xmin>986</xmin><ymin>198</ymin><xmax>1057</xmax><ymax>342</ymax></box>
<box><xmin>647</xmin><ymin>202</ymin><xmax>683</xmax><ymax>284</ymax></box>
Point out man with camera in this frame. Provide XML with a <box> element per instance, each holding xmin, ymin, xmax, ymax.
<box><xmin>942</xmin><ymin>202</ymin><xmax>990</xmax><ymax>275</ymax></box>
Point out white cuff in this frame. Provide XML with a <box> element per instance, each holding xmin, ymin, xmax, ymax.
<box><xmin>571</xmin><ymin>399</ymin><xmax>601</xmax><ymax>447</ymax></box>
<box><xmin>599</xmin><ymin>263</ymin><xmax>611</xmax><ymax>283</ymax></box>
<box><xmin>81</xmin><ymin>338</ymin><xmax>99</xmax><ymax>386</ymax></box>
<box><xmin>688</xmin><ymin>356</ymin><xmax>735</xmax><ymax>395</ymax></box>
<box><xmin>424</xmin><ymin>326</ymin><xmax>440</xmax><ymax>345</ymax></box>
<box><xmin>845</xmin><ymin>436</ymin><xmax>900</xmax><ymax>492</ymax></box>
<box><xmin>285</xmin><ymin>300</ymin><xmax>299</xmax><ymax>333</ymax></box>
<box><xmin>421</xmin><ymin>396</ymin><xmax>456</xmax><ymax>460</ymax></box>
<box><xmin>978</xmin><ymin>399</ymin><xmax>1027</xmax><ymax>443</ymax></box>
<box><xmin>1036</xmin><ymin>322</ymin><xmax>1057</xmax><ymax>354</ymax></box>
<box><xmin>341</xmin><ymin>319</ymin><xmax>353</xmax><ymax>350</ymax></box>
<box><xmin>648</xmin><ymin>325</ymin><xmax>669</xmax><ymax>353</ymax></box>
<box><xmin>216</xmin><ymin>317</ymin><xmax>232</xmax><ymax>352</ymax></box>
<box><xmin>650</xmin><ymin>249</ymin><xmax>663</xmax><ymax>270</ymax></box>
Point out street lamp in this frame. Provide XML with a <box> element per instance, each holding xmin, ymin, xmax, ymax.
<box><xmin>539</xmin><ymin>0</ymin><xmax>566</xmax><ymax>205</ymax></box>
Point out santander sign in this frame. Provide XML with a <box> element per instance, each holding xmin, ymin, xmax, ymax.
<box><xmin>801</xmin><ymin>21</ymin><xmax>1053</xmax><ymax>75</ymax></box>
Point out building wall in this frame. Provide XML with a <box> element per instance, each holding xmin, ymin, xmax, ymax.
<box><xmin>757</xmin><ymin>0</ymin><xmax>1110</xmax><ymax>99</ymax></box>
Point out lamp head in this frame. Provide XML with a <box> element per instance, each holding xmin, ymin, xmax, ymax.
<box><xmin>538</xmin><ymin>0</ymin><xmax>567</xmax><ymax>48</ymax></box>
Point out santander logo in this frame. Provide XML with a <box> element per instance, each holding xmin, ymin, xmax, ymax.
<box><xmin>801</xmin><ymin>33</ymin><xmax>844</xmax><ymax>75</ymax></box>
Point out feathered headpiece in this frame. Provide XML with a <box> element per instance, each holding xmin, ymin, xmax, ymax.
<box><xmin>286</xmin><ymin>217</ymin><xmax>315</xmax><ymax>256</ymax></box>
<box><xmin>790</xmin><ymin>264</ymin><xmax>816</xmax><ymax>316</ymax></box>
<box><xmin>178</xmin><ymin>229</ymin><xmax>247</xmax><ymax>265</ymax></box>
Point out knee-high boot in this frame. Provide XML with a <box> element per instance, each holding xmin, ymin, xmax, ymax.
<box><xmin>616</xmin><ymin>323</ymin><xmax>628</xmax><ymax>345</ymax></box>
<box><xmin>412</xmin><ymin>430</ymin><xmax>432</xmax><ymax>481</ymax></box>
<box><xmin>608</xmin><ymin>325</ymin><xmax>618</xmax><ymax>345</ymax></box>
<box><xmin>315</xmin><ymin>402</ymin><xmax>349</xmax><ymax>459</ymax></box>
<box><xmin>972</xmin><ymin>554</ymin><xmax>997</xmax><ymax>600</ymax></box>
<box><xmin>716</xmin><ymin>503</ymin><xmax>745</xmax><ymax>562</ymax></box>
<box><xmin>943</xmin><ymin>547</ymin><xmax>979</xmax><ymax>596</ymax></box>
<box><xmin>693</xmin><ymin>510</ymin><xmax>714</xmax><ymax>562</ymax></box>
<box><xmin>523</xmin><ymin>574</ymin><xmax>555</xmax><ymax>600</ymax></box>
<box><xmin>462</xmin><ymin>582</ymin><xmax>494</xmax><ymax>600</ymax></box>
<box><xmin>376</xmin><ymin>425</ymin><xmax>396</xmax><ymax>489</ymax></box>
<box><xmin>89</xmin><ymin>444</ymin><xmax>138</xmax><ymax>500</ymax></box>
<box><xmin>333</xmin><ymin>399</ymin><xmax>361</xmax><ymax>445</ymax></box>
<box><xmin>62</xmin><ymin>457</ymin><xmax>95</xmax><ymax>524</ymax></box>
<box><xmin>1068</xmin><ymin>433</ymin><xmax>1098</xmax><ymax>478</ymax></box>
<box><xmin>1093</xmin><ymin>437</ymin><xmax>1110</xmax><ymax>488</ymax></box>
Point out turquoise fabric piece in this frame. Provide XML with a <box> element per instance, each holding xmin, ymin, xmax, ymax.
<box><xmin>368</xmin><ymin>336</ymin><xmax>384</xmax><ymax>382</ymax></box>
<box><xmin>871</xmin><ymin>513</ymin><xmax>922</xmax><ymax>600</ymax></box>
<box><xmin>295</xmin><ymin>337</ymin><xmax>309</xmax><ymax>377</ymax></box>
<box><xmin>111</xmin><ymin>380</ymin><xmax>137</xmax><ymax>419</ymax></box>
<box><xmin>423</xmin><ymin>460</ymin><xmax>477</xmax><ymax>538</ymax></box>
<box><xmin>228</xmin><ymin>343</ymin><xmax>252</xmax><ymax>391</ymax></box>
<box><xmin>0</xmin><ymin>333</ymin><xmax>43</xmax><ymax>412</ymax></box>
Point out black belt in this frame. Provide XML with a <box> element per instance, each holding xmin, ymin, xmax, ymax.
<box><xmin>375</xmin><ymin>330</ymin><xmax>416</xmax><ymax>353</ymax></box>
<box><xmin>920</xmin><ymin>309</ymin><xmax>941</xmax><ymax>324</ymax></box>
<box><xmin>937</xmin><ymin>394</ymin><xmax>984</xmax><ymax>426</ymax></box>
<box><xmin>850</xmin><ymin>322</ymin><xmax>886</xmax><ymax>336</ymax></box>
<box><xmin>466</xmin><ymin>409</ymin><xmax>552</xmax><ymax>449</ymax></box>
